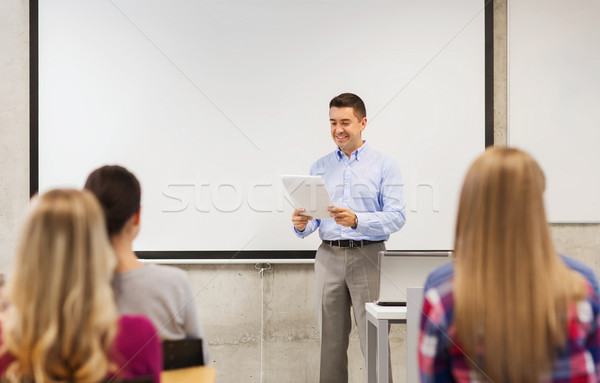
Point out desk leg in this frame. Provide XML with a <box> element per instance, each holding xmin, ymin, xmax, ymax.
<box><xmin>367</xmin><ymin>312</ymin><xmax>377</xmax><ymax>383</ymax></box>
<box><xmin>377</xmin><ymin>319</ymin><xmax>389</xmax><ymax>383</ymax></box>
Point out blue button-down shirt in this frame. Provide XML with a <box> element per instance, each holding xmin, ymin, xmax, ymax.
<box><xmin>294</xmin><ymin>142</ymin><xmax>406</xmax><ymax>241</ymax></box>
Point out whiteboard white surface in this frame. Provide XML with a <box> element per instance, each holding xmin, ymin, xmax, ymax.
<box><xmin>38</xmin><ymin>0</ymin><xmax>485</xmax><ymax>252</ymax></box>
<box><xmin>508</xmin><ymin>0</ymin><xmax>600</xmax><ymax>222</ymax></box>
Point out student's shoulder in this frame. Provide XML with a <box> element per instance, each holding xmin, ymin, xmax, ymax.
<box><xmin>0</xmin><ymin>322</ymin><xmax>14</xmax><ymax>376</ymax></box>
<box><xmin>119</xmin><ymin>265</ymin><xmax>191</xmax><ymax>295</ymax></box>
<box><xmin>118</xmin><ymin>314</ymin><xmax>158</xmax><ymax>336</ymax></box>
<box><xmin>422</xmin><ymin>275</ymin><xmax>455</xmax><ymax>331</ymax></box>
<box><xmin>424</xmin><ymin>262</ymin><xmax>454</xmax><ymax>292</ymax></box>
<box><xmin>150</xmin><ymin>265</ymin><xmax>195</xmax><ymax>296</ymax></box>
<box><xmin>140</xmin><ymin>264</ymin><xmax>189</xmax><ymax>282</ymax></box>
<box><xmin>114</xmin><ymin>315</ymin><xmax>161</xmax><ymax>373</ymax></box>
<box><xmin>423</xmin><ymin>265</ymin><xmax>455</xmax><ymax>315</ymax></box>
<box><xmin>560</xmin><ymin>254</ymin><xmax>600</xmax><ymax>296</ymax></box>
<box><xmin>561</xmin><ymin>254</ymin><xmax>594</xmax><ymax>275</ymax></box>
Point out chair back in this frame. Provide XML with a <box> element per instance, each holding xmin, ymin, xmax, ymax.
<box><xmin>162</xmin><ymin>338</ymin><xmax>205</xmax><ymax>371</ymax></box>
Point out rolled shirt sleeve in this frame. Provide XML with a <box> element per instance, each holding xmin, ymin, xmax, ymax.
<box><xmin>293</xmin><ymin>219</ymin><xmax>321</xmax><ymax>238</ymax></box>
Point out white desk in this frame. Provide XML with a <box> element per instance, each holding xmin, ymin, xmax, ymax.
<box><xmin>366</xmin><ymin>303</ymin><xmax>406</xmax><ymax>383</ymax></box>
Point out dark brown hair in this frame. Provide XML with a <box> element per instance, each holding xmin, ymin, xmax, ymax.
<box><xmin>329</xmin><ymin>93</ymin><xmax>366</xmax><ymax>120</ymax></box>
<box><xmin>84</xmin><ymin>165</ymin><xmax>141</xmax><ymax>236</ymax></box>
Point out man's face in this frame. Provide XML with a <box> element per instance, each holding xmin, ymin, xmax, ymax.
<box><xmin>330</xmin><ymin>106</ymin><xmax>366</xmax><ymax>154</ymax></box>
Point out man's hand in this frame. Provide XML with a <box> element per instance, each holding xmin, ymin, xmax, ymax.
<box><xmin>328</xmin><ymin>207</ymin><xmax>357</xmax><ymax>227</ymax></box>
<box><xmin>292</xmin><ymin>208</ymin><xmax>313</xmax><ymax>232</ymax></box>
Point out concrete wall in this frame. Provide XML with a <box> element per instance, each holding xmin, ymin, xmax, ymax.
<box><xmin>1</xmin><ymin>1</ymin><xmax>598</xmax><ymax>382</ymax></box>
<box><xmin>186</xmin><ymin>263</ymin><xmax>407</xmax><ymax>382</ymax></box>
<box><xmin>0</xmin><ymin>0</ymin><xmax>29</xmax><ymax>273</ymax></box>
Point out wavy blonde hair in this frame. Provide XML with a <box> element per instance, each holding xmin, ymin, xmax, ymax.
<box><xmin>1</xmin><ymin>189</ymin><xmax>119</xmax><ymax>383</ymax></box>
<box><xmin>454</xmin><ymin>147</ymin><xmax>585</xmax><ymax>382</ymax></box>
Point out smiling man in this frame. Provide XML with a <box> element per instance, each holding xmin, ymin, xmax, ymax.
<box><xmin>292</xmin><ymin>93</ymin><xmax>406</xmax><ymax>382</ymax></box>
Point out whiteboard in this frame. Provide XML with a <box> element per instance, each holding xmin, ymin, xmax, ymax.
<box><xmin>508</xmin><ymin>0</ymin><xmax>600</xmax><ymax>222</ymax></box>
<box><xmin>38</xmin><ymin>0</ymin><xmax>485</xmax><ymax>253</ymax></box>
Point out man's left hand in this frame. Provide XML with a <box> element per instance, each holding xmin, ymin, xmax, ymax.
<box><xmin>328</xmin><ymin>207</ymin><xmax>357</xmax><ymax>227</ymax></box>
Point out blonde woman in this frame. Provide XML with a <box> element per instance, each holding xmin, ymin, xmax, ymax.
<box><xmin>419</xmin><ymin>148</ymin><xmax>600</xmax><ymax>382</ymax></box>
<box><xmin>0</xmin><ymin>189</ymin><xmax>162</xmax><ymax>383</ymax></box>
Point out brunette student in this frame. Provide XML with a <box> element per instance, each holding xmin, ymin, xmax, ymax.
<box><xmin>85</xmin><ymin>165</ymin><xmax>209</xmax><ymax>363</ymax></box>
<box><xmin>0</xmin><ymin>189</ymin><xmax>162</xmax><ymax>382</ymax></box>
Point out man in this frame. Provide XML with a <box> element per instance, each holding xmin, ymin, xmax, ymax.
<box><xmin>292</xmin><ymin>93</ymin><xmax>406</xmax><ymax>382</ymax></box>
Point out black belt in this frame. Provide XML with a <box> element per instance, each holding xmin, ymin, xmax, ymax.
<box><xmin>322</xmin><ymin>240</ymin><xmax>384</xmax><ymax>248</ymax></box>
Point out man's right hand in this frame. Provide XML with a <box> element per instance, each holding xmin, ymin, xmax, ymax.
<box><xmin>292</xmin><ymin>208</ymin><xmax>313</xmax><ymax>232</ymax></box>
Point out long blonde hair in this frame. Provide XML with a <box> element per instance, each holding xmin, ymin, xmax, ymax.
<box><xmin>454</xmin><ymin>147</ymin><xmax>585</xmax><ymax>382</ymax></box>
<box><xmin>1</xmin><ymin>189</ymin><xmax>119</xmax><ymax>383</ymax></box>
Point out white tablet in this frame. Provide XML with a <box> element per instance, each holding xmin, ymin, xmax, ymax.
<box><xmin>282</xmin><ymin>175</ymin><xmax>335</xmax><ymax>220</ymax></box>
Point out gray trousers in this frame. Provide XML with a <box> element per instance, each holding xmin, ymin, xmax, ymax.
<box><xmin>314</xmin><ymin>241</ymin><xmax>387</xmax><ymax>383</ymax></box>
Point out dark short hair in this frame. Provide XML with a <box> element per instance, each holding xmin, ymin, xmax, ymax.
<box><xmin>84</xmin><ymin>165</ymin><xmax>141</xmax><ymax>236</ymax></box>
<box><xmin>329</xmin><ymin>93</ymin><xmax>366</xmax><ymax>120</ymax></box>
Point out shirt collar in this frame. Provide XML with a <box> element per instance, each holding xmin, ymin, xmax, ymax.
<box><xmin>336</xmin><ymin>141</ymin><xmax>368</xmax><ymax>161</ymax></box>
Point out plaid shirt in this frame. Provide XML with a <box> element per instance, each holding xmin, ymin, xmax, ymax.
<box><xmin>419</xmin><ymin>275</ymin><xmax>600</xmax><ymax>382</ymax></box>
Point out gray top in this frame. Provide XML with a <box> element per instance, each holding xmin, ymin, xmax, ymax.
<box><xmin>113</xmin><ymin>264</ymin><xmax>209</xmax><ymax>363</ymax></box>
